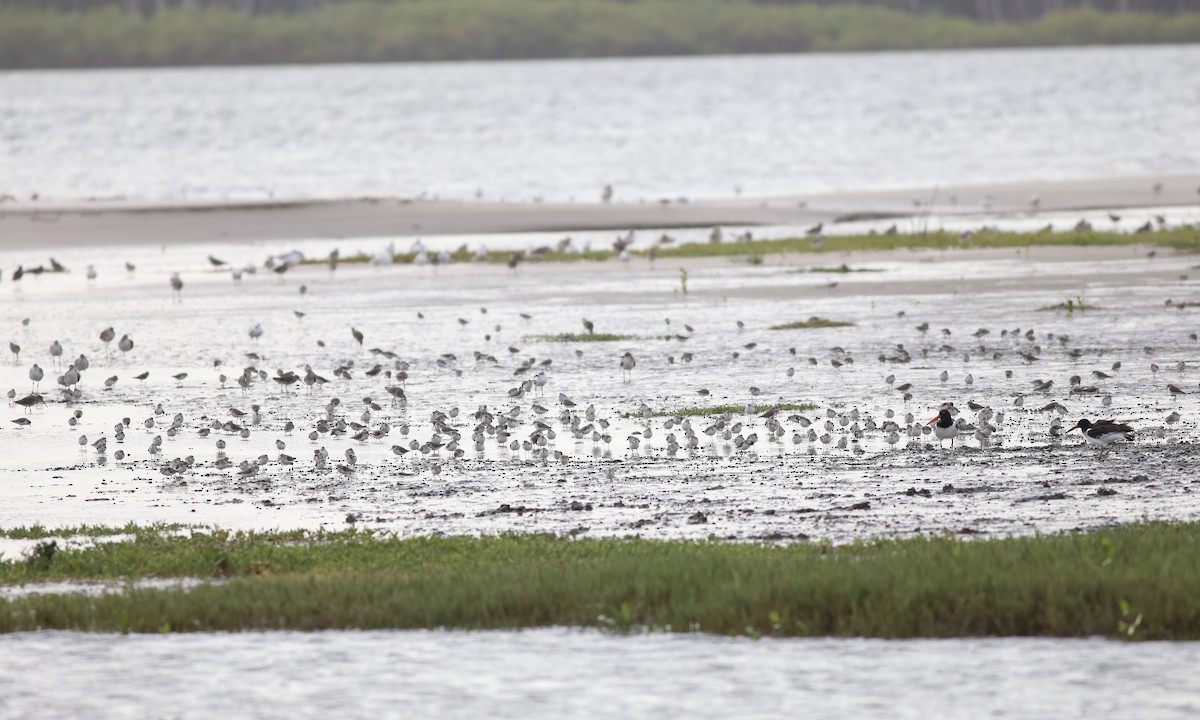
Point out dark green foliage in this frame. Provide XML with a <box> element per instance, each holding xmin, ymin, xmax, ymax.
<box><xmin>1</xmin><ymin>2</ymin><xmax>1198</xmax><ymax>69</ymax></box>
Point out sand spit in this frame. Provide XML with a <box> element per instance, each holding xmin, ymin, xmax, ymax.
<box><xmin>2</xmin><ymin>174</ymin><xmax>1197</xmax><ymax>249</ymax></box>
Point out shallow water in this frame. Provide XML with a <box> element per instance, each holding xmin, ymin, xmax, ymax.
<box><xmin>2</xmin><ymin>46</ymin><xmax>1198</xmax><ymax>203</ymax></box>
<box><xmin>1</xmin><ymin>237</ymin><xmax>1198</xmax><ymax>540</ymax></box>
<box><xmin>0</xmin><ymin>629</ymin><xmax>1198</xmax><ymax>719</ymax></box>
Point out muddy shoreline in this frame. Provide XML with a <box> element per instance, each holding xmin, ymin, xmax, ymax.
<box><xmin>2</xmin><ymin>173</ymin><xmax>1197</xmax><ymax>249</ymax></box>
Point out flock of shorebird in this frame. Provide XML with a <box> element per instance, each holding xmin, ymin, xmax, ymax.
<box><xmin>4</xmin><ymin>242</ymin><xmax>1196</xmax><ymax>484</ymax></box>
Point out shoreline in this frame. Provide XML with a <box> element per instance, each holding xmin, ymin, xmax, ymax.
<box><xmin>1</xmin><ymin>174</ymin><xmax>1197</xmax><ymax>250</ymax></box>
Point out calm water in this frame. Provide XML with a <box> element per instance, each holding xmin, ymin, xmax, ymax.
<box><xmin>1</xmin><ymin>630</ymin><xmax>1198</xmax><ymax>719</ymax></box>
<box><xmin>1</xmin><ymin>46</ymin><xmax>1197</xmax><ymax>203</ymax></box>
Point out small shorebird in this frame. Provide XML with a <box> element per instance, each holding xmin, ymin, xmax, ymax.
<box><xmin>1068</xmin><ymin>419</ymin><xmax>1134</xmax><ymax>457</ymax></box>
<box><xmin>14</xmin><ymin>393</ymin><xmax>45</xmax><ymax>413</ymax></box>
<box><xmin>170</xmin><ymin>272</ymin><xmax>184</xmax><ymax>302</ymax></box>
<box><xmin>620</xmin><ymin>352</ymin><xmax>636</xmax><ymax>382</ymax></box>
<box><xmin>924</xmin><ymin>408</ymin><xmax>959</xmax><ymax>448</ymax></box>
<box><xmin>28</xmin><ymin>363</ymin><xmax>43</xmax><ymax>393</ymax></box>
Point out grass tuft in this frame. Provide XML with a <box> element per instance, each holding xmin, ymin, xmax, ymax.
<box><xmin>770</xmin><ymin>317</ymin><xmax>853</xmax><ymax>330</ymax></box>
<box><xmin>1037</xmin><ymin>295</ymin><xmax>1101</xmax><ymax>314</ymax></box>
<box><xmin>793</xmin><ymin>264</ymin><xmax>884</xmax><ymax>273</ymax></box>
<box><xmin>654</xmin><ymin>403</ymin><xmax>818</xmax><ymax>417</ymax></box>
<box><xmin>524</xmin><ymin>333</ymin><xmax>638</xmax><ymax>343</ymax></box>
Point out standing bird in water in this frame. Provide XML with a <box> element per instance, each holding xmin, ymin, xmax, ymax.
<box><xmin>925</xmin><ymin>408</ymin><xmax>959</xmax><ymax>448</ymax></box>
<box><xmin>28</xmin><ymin>363</ymin><xmax>43</xmax><ymax>393</ymax></box>
<box><xmin>351</xmin><ymin>327</ymin><xmax>364</xmax><ymax>346</ymax></box>
<box><xmin>1068</xmin><ymin>419</ymin><xmax>1134</xmax><ymax>458</ymax></box>
<box><xmin>170</xmin><ymin>272</ymin><xmax>184</xmax><ymax>302</ymax></box>
<box><xmin>620</xmin><ymin>352</ymin><xmax>636</xmax><ymax>382</ymax></box>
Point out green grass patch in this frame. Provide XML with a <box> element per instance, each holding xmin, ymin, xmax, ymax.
<box><xmin>770</xmin><ymin>317</ymin><xmax>853</xmax><ymax>330</ymax></box>
<box><xmin>654</xmin><ymin>403</ymin><xmax>818</xmax><ymax>417</ymax></box>
<box><xmin>1</xmin><ymin>523</ymin><xmax>1199</xmax><ymax>638</ymax></box>
<box><xmin>524</xmin><ymin>333</ymin><xmax>638</xmax><ymax>343</ymax></box>
<box><xmin>296</xmin><ymin>228</ymin><xmax>1200</xmax><ymax>271</ymax></box>
<box><xmin>657</xmin><ymin>227</ymin><xmax>1200</xmax><ymax>259</ymax></box>
<box><xmin>1037</xmin><ymin>296</ymin><xmax>1101</xmax><ymax>314</ymax></box>
<box><xmin>792</xmin><ymin>264</ymin><xmax>884</xmax><ymax>274</ymax></box>
<box><xmin>0</xmin><ymin>522</ymin><xmax>187</xmax><ymax>539</ymax></box>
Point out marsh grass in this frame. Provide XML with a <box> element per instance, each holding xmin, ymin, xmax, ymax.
<box><xmin>659</xmin><ymin>227</ymin><xmax>1200</xmax><ymax>258</ymax></box>
<box><xmin>0</xmin><ymin>522</ymin><xmax>182</xmax><ymax>539</ymax></box>
<box><xmin>296</xmin><ymin>228</ymin><xmax>1199</xmax><ymax>270</ymax></box>
<box><xmin>1037</xmin><ymin>296</ymin><xmax>1101</xmax><ymax>314</ymax></box>
<box><xmin>524</xmin><ymin>333</ymin><xmax>638</xmax><ymax>343</ymax></box>
<box><xmin>770</xmin><ymin>317</ymin><xmax>853</xmax><ymax>330</ymax></box>
<box><xmin>792</xmin><ymin>264</ymin><xmax>884</xmax><ymax>273</ymax></box>
<box><xmin>653</xmin><ymin>403</ymin><xmax>818</xmax><ymax>417</ymax></box>
<box><xmin>2</xmin><ymin>523</ymin><xmax>1199</xmax><ymax>638</ymax></box>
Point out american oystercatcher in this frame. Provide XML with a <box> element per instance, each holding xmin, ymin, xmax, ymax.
<box><xmin>1067</xmin><ymin>418</ymin><xmax>1134</xmax><ymax>457</ymax></box>
<box><xmin>924</xmin><ymin>408</ymin><xmax>959</xmax><ymax>448</ymax></box>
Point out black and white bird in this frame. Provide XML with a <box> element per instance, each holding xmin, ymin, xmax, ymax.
<box><xmin>1067</xmin><ymin>419</ymin><xmax>1134</xmax><ymax>457</ymax></box>
<box><xmin>924</xmin><ymin>408</ymin><xmax>959</xmax><ymax>448</ymax></box>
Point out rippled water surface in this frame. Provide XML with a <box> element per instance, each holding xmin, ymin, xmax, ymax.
<box><xmin>2</xmin><ymin>46</ymin><xmax>1198</xmax><ymax>202</ymax></box>
<box><xmin>1</xmin><ymin>630</ymin><xmax>1199</xmax><ymax>719</ymax></box>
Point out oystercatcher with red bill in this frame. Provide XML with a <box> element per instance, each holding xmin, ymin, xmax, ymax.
<box><xmin>1068</xmin><ymin>418</ymin><xmax>1134</xmax><ymax>457</ymax></box>
<box><xmin>924</xmin><ymin>408</ymin><xmax>959</xmax><ymax>448</ymax></box>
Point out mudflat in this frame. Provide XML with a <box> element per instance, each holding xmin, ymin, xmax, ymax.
<box><xmin>2</xmin><ymin>174</ymin><xmax>1196</xmax><ymax>249</ymax></box>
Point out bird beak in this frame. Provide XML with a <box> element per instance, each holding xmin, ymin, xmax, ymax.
<box><xmin>1067</xmin><ymin>424</ymin><xmax>1080</xmax><ymax>433</ymax></box>
<box><xmin>924</xmin><ymin>416</ymin><xmax>939</xmax><ymax>426</ymax></box>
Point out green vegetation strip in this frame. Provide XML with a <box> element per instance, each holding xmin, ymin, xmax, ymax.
<box><xmin>2</xmin><ymin>4</ymin><xmax>1199</xmax><ymax>69</ymax></box>
<box><xmin>302</xmin><ymin>228</ymin><xmax>1200</xmax><ymax>269</ymax></box>
<box><xmin>654</xmin><ymin>403</ymin><xmax>818</xmax><ymax>417</ymax></box>
<box><xmin>523</xmin><ymin>333</ymin><xmax>637</xmax><ymax>343</ymax></box>
<box><xmin>2</xmin><ymin>523</ymin><xmax>1198</xmax><ymax>638</ymax></box>
<box><xmin>655</xmin><ymin>227</ymin><xmax>1200</xmax><ymax>259</ymax></box>
<box><xmin>770</xmin><ymin>317</ymin><xmax>853</xmax><ymax>330</ymax></box>
<box><xmin>795</xmin><ymin>264</ymin><xmax>884</xmax><ymax>274</ymax></box>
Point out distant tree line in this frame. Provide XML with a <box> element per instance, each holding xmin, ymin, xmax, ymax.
<box><xmin>2</xmin><ymin>0</ymin><xmax>1199</xmax><ymax>68</ymax></box>
<box><xmin>756</xmin><ymin>0</ymin><xmax>1198</xmax><ymax>23</ymax></box>
<box><xmin>2</xmin><ymin>0</ymin><xmax>1196</xmax><ymax>22</ymax></box>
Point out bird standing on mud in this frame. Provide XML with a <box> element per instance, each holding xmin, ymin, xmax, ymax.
<box><xmin>1068</xmin><ymin>419</ymin><xmax>1134</xmax><ymax>458</ymax></box>
<box><xmin>925</xmin><ymin>408</ymin><xmax>959</xmax><ymax>448</ymax></box>
<box><xmin>620</xmin><ymin>352</ymin><xmax>636</xmax><ymax>382</ymax></box>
